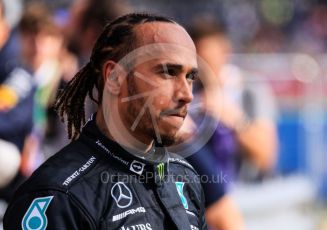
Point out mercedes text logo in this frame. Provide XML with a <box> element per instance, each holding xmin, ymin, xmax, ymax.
<box><xmin>111</xmin><ymin>182</ymin><xmax>133</xmax><ymax>208</ymax></box>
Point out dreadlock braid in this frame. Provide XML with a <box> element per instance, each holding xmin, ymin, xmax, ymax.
<box><xmin>55</xmin><ymin>63</ymin><xmax>98</xmax><ymax>139</ymax></box>
<box><xmin>55</xmin><ymin>13</ymin><xmax>175</xmax><ymax>140</ymax></box>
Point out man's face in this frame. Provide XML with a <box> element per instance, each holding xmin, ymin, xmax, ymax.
<box><xmin>196</xmin><ymin>34</ymin><xmax>231</xmax><ymax>81</ymax></box>
<box><xmin>20</xmin><ymin>31</ymin><xmax>63</xmax><ymax>70</ymax></box>
<box><xmin>117</xmin><ymin>23</ymin><xmax>198</xmax><ymax>146</ymax></box>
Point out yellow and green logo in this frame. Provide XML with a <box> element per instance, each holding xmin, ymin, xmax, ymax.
<box><xmin>157</xmin><ymin>163</ymin><xmax>165</xmax><ymax>180</ymax></box>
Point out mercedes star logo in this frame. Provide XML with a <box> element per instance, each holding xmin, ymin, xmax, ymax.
<box><xmin>111</xmin><ymin>182</ymin><xmax>133</xmax><ymax>208</ymax></box>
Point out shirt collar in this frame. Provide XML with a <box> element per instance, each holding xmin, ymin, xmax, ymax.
<box><xmin>80</xmin><ymin>114</ymin><xmax>169</xmax><ymax>179</ymax></box>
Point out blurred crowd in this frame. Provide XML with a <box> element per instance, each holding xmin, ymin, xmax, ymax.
<box><xmin>128</xmin><ymin>0</ymin><xmax>327</xmax><ymax>54</ymax></box>
<box><xmin>0</xmin><ymin>0</ymin><xmax>326</xmax><ymax>229</ymax></box>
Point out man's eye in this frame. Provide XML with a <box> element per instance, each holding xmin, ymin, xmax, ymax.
<box><xmin>160</xmin><ymin>68</ymin><xmax>177</xmax><ymax>78</ymax></box>
<box><xmin>186</xmin><ymin>73</ymin><xmax>198</xmax><ymax>81</ymax></box>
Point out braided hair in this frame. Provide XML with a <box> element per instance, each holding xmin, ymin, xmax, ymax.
<box><xmin>55</xmin><ymin>13</ymin><xmax>175</xmax><ymax>140</ymax></box>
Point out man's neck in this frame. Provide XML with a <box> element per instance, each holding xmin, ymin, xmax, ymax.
<box><xmin>95</xmin><ymin>107</ymin><xmax>154</xmax><ymax>154</ymax></box>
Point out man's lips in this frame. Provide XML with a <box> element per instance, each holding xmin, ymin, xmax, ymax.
<box><xmin>160</xmin><ymin>108</ymin><xmax>187</xmax><ymax>118</ymax></box>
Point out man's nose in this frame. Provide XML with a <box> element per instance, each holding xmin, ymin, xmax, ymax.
<box><xmin>174</xmin><ymin>78</ymin><xmax>193</xmax><ymax>104</ymax></box>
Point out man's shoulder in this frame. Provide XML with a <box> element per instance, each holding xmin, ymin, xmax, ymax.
<box><xmin>16</xmin><ymin>139</ymin><xmax>105</xmax><ymax>195</ymax></box>
<box><xmin>168</xmin><ymin>152</ymin><xmax>198</xmax><ymax>176</ymax></box>
<box><xmin>7</xmin><ymin>139</ymin><xmax>118</xmax><ymax>227</ymax></box>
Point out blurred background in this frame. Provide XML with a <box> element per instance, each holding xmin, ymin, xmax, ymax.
<box><xmin>0</xmin><ymin>0</ymin><xmax>326</xmax><ymax>229</ymax></box>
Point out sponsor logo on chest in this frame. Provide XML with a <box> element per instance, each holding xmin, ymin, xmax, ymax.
<box><xmin>112</xmin><ymin>207</ymin><xmax>146</xmax><ymax>222</ymax></box>
<box><xmin>129</xmin><ymin>160</ymin><xmax>145</xmax><ymax>175</ymax></box>
<box><xmin>120</xmin><ymin>223</ymin><xmax>152</xmax><ymax>230</ymax></box>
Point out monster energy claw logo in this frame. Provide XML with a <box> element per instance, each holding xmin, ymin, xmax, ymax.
<box><xmin>22</xmin><ymin>196</ymin><xmax>53</xmax><ymax>230</ymax></box>
<box><xmin>175</xmin><ymin>182</ymin><xmax>188</xmax><ymax>209</ymax></box>
<box><xmin>157</xmin><ymin>163</ymin><xmax>164</xmax><ymax>180</ymax></box>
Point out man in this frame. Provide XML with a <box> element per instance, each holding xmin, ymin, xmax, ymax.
<box><xmin>17</xmin><ymin>2</ymin><xmax>65</xmax><ymax>176</ymax></box>
<box><xmin>0</xmin><ymin>0</ymin><xmax>34</xmax><ymax>201</ymax></box>
<box><xmin>42</xmin><ymin>0</ymin><xmax>130</xmax><ymax>153</ymax></box>
<box><xmin>4</xmin><ymin>13</ymin><xmax>207</xmax><ymax>230</ymax></box>
<box><xmin>0</xmin><ymin>0</ymin><xmax>33</xmax><ymax>152</ymax></box>
<box><xmin>188</xmin><ymin>18</ymin><xmax>277</xmax><ymax>176</ymax></box>
<box><xmin>64</xmin><ymin>0</ymin><xmax>130</xmax><ymax>65</ymax></box>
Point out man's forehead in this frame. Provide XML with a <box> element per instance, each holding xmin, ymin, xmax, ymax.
<box><xmin>131</xmin><ymin>22</ymin><xmax>197</xmax><ymax>69</ymax></box>
<box><xmin>135</xmin><ymin>22</ymin><xmax>196</xmax><ymax>52</ymax></box>
<box><xmin>132</xmin><ymin>46</ymin><xmax>198</xmax><ymax>71</ymax></box>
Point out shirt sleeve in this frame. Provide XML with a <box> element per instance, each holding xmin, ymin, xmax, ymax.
<box><xmin>3</xmin><ymin>190</ymin><xmax>95</xmax><ymax>230</ymax></box>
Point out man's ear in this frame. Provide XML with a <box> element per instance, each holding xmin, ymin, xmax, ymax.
<box><xmin>102</xmin><ymin>60</ymin><xmax>125</xmax><ymax>95</ymax></box>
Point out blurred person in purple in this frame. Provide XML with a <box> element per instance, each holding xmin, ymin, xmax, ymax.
<box><xmin>185</xmin><ymin>17</ymin><xmax>278</xmax><ymax>229</ymax></box>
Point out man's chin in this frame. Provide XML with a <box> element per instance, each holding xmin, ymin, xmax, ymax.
<box><xmin>155</xmin><ymin>133</ymin><xmax>177</xmax><ymax>147</ymax></box>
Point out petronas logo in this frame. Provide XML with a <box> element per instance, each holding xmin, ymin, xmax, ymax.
<box><xmin>157</xmin><ymin>163</ymin><xmax>165</xmax><ymax>180</ymax></box>
<box><xmin>21</xmin><ymin>196</ymin><xmax>53</xmax><ymax>230</ymax></box>
<box><xmin>175</xmin><ymin>182</ymin><xmax>188</xmax><ymax>209</ymax></box>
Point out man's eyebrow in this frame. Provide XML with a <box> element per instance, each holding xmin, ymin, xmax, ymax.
<box><xmin>152</xmin><ymin>63</ymin><xmax>183</xmax><ymax>72</ymax></box>
<box><xmin>152</xmin><ymin>63</ymin><xmax>198</xmax><ymax>74</ymax></box>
